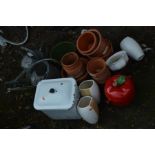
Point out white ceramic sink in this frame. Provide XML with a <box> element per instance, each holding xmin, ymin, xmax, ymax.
<box><xmin>33</xmin><ymin>78</ymin><xmax>81</xmax><ymax>119</ymax></box>
<box><xmin>34</xmin><ymin>78</ymin><xmax>77</xmax><ymax>110</ymax></box>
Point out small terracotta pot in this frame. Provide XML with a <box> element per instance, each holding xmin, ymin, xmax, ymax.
<box><xmin>87</xmin><ymin>57</ymin><xmax>111</xmax><ymax>84</ymax></box>
<box><xmin>67</xmin><ymin>61</ymin><xmax>84</xmax><ymax>78</ymax></box>
<box><xmin>76</xmin><ymin>31</ymin><xmax>97</xmax><ymax>55</ymax></box>
<box><xmin>61</xmin><ymin>52</ymin><xmax>79</xmax><ymax>69</ymax></box>
<box><xmin>61</xmin><ymin>52</ymin><xmax>86</xmax><ymax>78</ymax></box>
<box><xmin>76</xmin><ymin>57</ymin><xmax>89</xmax><ymax>82</ymax></box>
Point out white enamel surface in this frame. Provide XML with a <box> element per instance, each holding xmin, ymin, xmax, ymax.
<box><xmin>77</xmin><ymin>96</ymin><xmax>98</xmax><ymax>124</ymax></box>
<box><xmin>106</xmin><ymin>51</ymin><xmax>129</xmax><ymax>71</ymax></box>
<box><xmin>120</xmin><ymin>36</ymin><xmax>145</xmax><ymax>61</ymax></box>
<box><xmin>34</xmin><ymin>78</ymin><xmax>77</xmax><ymax>110</ymax></box>
<box><xmin>90</xmin><ymin>80</ymin><xmax>100</xmax><ymax>103</ymax></box>
<box><xmin>79</xmin><ymin>80</ymin><xmax>100</xmax><ymax>103</ymax></box>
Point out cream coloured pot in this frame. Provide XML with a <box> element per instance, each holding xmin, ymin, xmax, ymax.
<box><xmin>77</xmin><ymin>96</ymin><xmax>99</xmax><ymax>124</ymax></box>
<box><xmin>79</xmin><ymin>80</ymin><xmax>100</xmax><ymax>103</ymax></box>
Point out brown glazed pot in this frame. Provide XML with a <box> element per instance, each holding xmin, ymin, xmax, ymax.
<box><xmin>87</xmin><ymin>57</ymin><xmax>111</xmax><ymax>84</ymax></box>
<box><xmin>61</xmin><ymin>52</ymin><xmax>86</xmax><ymax>78</ymax></box>
<box><xmin>76</xmin><ymin>31</ymin><xmax>97</xmax><ymax>55</ymax></box>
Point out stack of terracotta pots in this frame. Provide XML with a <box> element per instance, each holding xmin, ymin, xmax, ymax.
<box><xmin>61</xmin><ymin>52</ymin><xmax>88</xmax><ymax>82</ymax></box>
<box><xmin>60</xmin><ymin>29</ymin><xmax>113</xmax><ymax>85</ymax></box>
<box><xmin>76</xmin><ymin>29</ymin><xmax>112</xmax><ymax>84</ymax></box>
<box><xmin>87</xmin><ymin>57</ymin><xmax>111</xmax><ymax>84</ymax></box>
<box><xmin>76</xmin><ymin>29</ymin><xmax>113</xmax><ymax>59</ymax></box>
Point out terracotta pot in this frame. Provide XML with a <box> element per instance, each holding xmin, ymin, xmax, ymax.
<box><xmin>61</xmin><ymin>52</ymin><xmax>79</xmax><ymax>69</ymax></box>
<box><xmin>76</xmin><ymin>57</ymin><xmax>89</xmax><ymax>82</ymax></box>
<box><xmin>87</xmin><ymin>29</ymin><xmax>112</xmax><ymax>58</ymax></box>
<box><xmin>76</xmin><ymin>31</ymin><xmax>97</xmax><ymax>55</ymax></box>
<box><xmin>87</xmin><ymin>41</ymin><xmax>113</xmax><ymax>60</ymax></box>
<box><xmin>76</xmin><ymin>29</ymin><xmax>113</xmax><ymax>59</ymax></box>
<box><xmin>87</xmin><ymin>57</ymin><xmax>111</xmax><ymax>84</ymax></box>
<box><xmin>61</xmin><ymin>52</ymin><xmax>86</xmax><ymax>78</ymax></box>
<box><xmin>101</xmin><ymin>40</ymin><xmax>113</xmax><ymax>60</ymax></box>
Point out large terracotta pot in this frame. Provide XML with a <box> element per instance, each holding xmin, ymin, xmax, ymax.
<box><xmin>61</xmin><ymin>52</ymin><xmax>86</xmax><ymax>79</ymax></box>
<box><xmin>76</xmin><ymin>29</ymin><xmax>113</xmax><ymax>59</ymax></box>
<box><xmin>87</xmin><ymin>57</ymin><xmax>111</xmax><ymax>84</ymax></box>
<box><xmin>76</xmin><ymin>31</ymin><xmax>97</xmax><ymax>55</ymax></box>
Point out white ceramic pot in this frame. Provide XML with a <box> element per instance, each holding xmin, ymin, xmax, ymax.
<box><xmin>77</xmin><ymin>96</ymin><xmax>99</xmax><ymax>124</ymax></box>
<box><xmin>79</xmin><ymin>79</ymin><xmax>100</xmax><ymax>103</ymax></box>
<box><xmin>106</xmin><ymin>51</ymin><xmax>129</xmax><ymax>71</ymax></box>
<box><xmin>120</xmin><ymin>36</ymin><xmax>144</xmax><ymax>61</ymax></box>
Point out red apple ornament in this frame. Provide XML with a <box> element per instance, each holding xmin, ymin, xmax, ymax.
<box><xmin>104</xmin><ymin>75</ymin><xmax>135</xmax><ymax>106</ymax></box>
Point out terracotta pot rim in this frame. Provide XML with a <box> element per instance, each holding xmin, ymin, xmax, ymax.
<box><xmin>79</xmin><ymin>29</ymin><xmax>102</xmax><ymax>56</ymax></box>
<box><xmin>62</xmin><ymin>57</ymin><xmax>87</xmax><ymax>78</ymax></box>
<box><xmin>61</xmin><ymin>52</ymin><xmax>79</xmax><ymax>68</ymax></box>
<box><xmin>102</xmin><ymin>40</ymin><xmax>113</xmax><ymax>59</ymax></box>
<box><xmin>85</xmin><ymin>39</ymin><xmax>108</xmax><ymax>57</ymax></box>
<box><xmin>87</xmin><ymin>29</ymin><xmax>102</xmax><ymax>53</ymax></box>
<box><xmin>87</xmin><ymin>57</ymin><xmax>107</xmax><ymax>76</ymax></box>
<box><xmin>74</xmin><ymin>58</ymin><xmax>88</xmax><ymax>79</ymax></box>
<box><xmin>76</xmin><ymin>31</ymin><xmax>97</xmax><ymax>54</ymax></box>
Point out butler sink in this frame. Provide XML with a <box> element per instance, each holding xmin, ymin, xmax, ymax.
<box><xmin>33</xmin><ymin>78</ymin><xmax>81</xmax><ymax>119</ymax></box>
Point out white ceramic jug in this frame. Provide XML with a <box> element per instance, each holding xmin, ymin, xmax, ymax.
<box><xmin>106</xmin><ymin>51</ymin><xmax>129</xmax><ymax>71</ymax></box>
<box><xmin>120</xmin><ymin>36</ymin><xmax>144</xmax><ymax>61</ymax></box>
<box><xmin>79</xmin><ymin>79</ymin><xmax>100</xmax><ymax>103</ymax></box>
<box><xmin>77</xmin><ymin>96</ymin><xmax>99</xmax><ymax>124</ymax></box>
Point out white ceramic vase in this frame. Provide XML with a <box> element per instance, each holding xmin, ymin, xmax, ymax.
<box><xmin>77</xmin><ymin>96</ymin><xmax>99</xmax><ymax>124</ymax></box>
<box><xmin>106</xmin><ymin>51</ymin><xmax>129</xmax><ymax>71</ymax></box>
<box><xmin>79</xmin><ymin>79</ymin><xmax>100</xmax><ymax>103</ymax></box>
<box><xmin>120</xmin><ymin>36</ymin><xmax>144</xmax><ymax>61</ymax></box>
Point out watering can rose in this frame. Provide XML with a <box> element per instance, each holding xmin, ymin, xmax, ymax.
<box><xmin>104</xmin><ymin>75</ymin><xmax>135</xmax><ymax>106</ymax></box>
